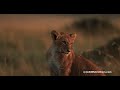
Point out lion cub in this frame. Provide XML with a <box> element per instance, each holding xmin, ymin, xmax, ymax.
<box><xmin>46</xmin><ymin>30</ymin><xmax>106</xmax><ymax>76</ymax></box>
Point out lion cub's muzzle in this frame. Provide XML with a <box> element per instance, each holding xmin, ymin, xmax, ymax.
<box><xmin>62</xmin><ymin>48</ymin><xmax>71</xmax><ymax>54</ymax></box>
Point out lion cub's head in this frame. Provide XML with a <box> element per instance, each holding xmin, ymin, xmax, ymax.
<box><xmin>51</xmin><ymin>30</ymin><xmax>77</xmax><ymax>54</ymax></box>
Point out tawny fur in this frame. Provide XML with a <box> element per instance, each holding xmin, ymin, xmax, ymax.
<box><xmin>70</xmin><ymin>55</ymin><xmax>106</xmax><ymax>76</ymax></box>
<box><xmin>46</xmin><ymin>30</ymin><xmax>106</xmax><ymax>76</ymax></box>
<box><xmin>47</xmin><ymin>47</ymin><xmax>75</xmax><ymax>76</ymax></box>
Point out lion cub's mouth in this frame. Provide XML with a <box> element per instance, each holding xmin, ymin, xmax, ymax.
<box><xmin>57</xmin><ymin>51</ymin><xmax>70</xmax><ymax>54</ymax></box>
<box><xmin>61</xmin><ymin>52</ymin><xmax>70</xmax><ymax>54</ymax></box>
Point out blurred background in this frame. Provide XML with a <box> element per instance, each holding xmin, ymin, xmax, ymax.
<box><xmin>0</xmin><ymin>14</ymin><xmax>120</xmax><ymax>76</ymax></box>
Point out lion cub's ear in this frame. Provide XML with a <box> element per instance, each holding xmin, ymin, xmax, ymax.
<box><xmin>70</xmin><ymin>33</ymin><xmax>77</xmax><ymax>40</ymax></box>
<box><xmin>51</xmin><ymin>30</ymin><xmax>60</xmax><ymax>41</ymax></box>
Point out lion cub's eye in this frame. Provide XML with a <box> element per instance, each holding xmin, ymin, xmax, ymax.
<box><xmin>62</xmin><ymin>41</ymin><xmax>66</xmax><ymax>44</ymax></box>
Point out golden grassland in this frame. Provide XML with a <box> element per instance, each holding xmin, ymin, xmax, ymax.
<box><xmin>0</xmin><ymin>14</ymin><xmax>120</xmax><ymax>76</ymax></box>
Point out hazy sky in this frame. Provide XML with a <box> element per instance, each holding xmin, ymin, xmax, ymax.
<box><xmin>0</xmin><ymin>14</ymin><xmax>120</xmax><ymax>31</ymax></box>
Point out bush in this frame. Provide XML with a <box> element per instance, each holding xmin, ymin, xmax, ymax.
<box><xmin>72</xmin><ymin>18</ymin><xmax>115</xmax><ymax>35</ymax></box>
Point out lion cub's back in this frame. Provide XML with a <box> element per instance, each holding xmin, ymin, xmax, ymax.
<box><xmin>70</xmin><ymin>55</ymin><xmax>106</xmax><ymax>76</ymax></box>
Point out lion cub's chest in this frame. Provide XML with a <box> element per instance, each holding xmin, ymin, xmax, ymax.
<box><xmin>48</xmin><ymin>51</ymin><xmax>62</xmax><ymax>71</ymax></box>
<box><xmin>48</xmin><ymin>52</ymin><xmax>71</xmax><ymax>70</ymax></box>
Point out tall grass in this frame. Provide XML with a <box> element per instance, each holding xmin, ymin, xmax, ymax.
<box><xmin>0</xmin><ymin>29</ymin><xmax>50</xmax><ymax>76</ymax></box>
<box><xmin>0</xmin><ymin>15</ymin><xmax>120</xmax><ymax>76</ymax></box>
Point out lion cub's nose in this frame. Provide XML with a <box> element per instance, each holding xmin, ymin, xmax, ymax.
<box><xmin>67</xmin><ymin>49</ymin><xmax>71</xmax><ymax>52</ymax></box>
